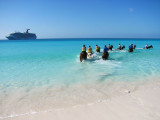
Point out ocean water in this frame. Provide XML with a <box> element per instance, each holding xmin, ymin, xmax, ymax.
<box><xmin>0</xmin><ymin>38</ymin><xmax>160</xmax><ymax>117</ymax></box>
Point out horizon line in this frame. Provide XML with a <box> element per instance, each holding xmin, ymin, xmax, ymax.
<box><xmin>1</xmin><ymin>37</ymin><xmax>160</xmax><ymax>40</ymax></box>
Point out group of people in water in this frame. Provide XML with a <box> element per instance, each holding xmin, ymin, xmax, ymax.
<box><xmin>80</xmin><ymin>43</ymin><xmax>153</xmax><ymax>62</ymax></box>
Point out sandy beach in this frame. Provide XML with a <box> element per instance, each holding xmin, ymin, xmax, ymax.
<box><xmin>1</xmin><ymin>76</ymin><xmax>160</xmax><ymax>120</ymax></box>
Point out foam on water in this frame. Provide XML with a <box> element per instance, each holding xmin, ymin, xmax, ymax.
<box><xmin>0</xmin><ymin>38</ymin><xmax>160</xmax><ymax>117</ymax></box>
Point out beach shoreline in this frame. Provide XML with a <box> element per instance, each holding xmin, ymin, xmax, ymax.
<box><xmin>1</xmin><ymin>76</ymin><xmax>160</xmax><ymax>120</ymax></box>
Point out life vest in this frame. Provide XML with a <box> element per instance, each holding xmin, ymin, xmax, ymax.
<box><xmin>88</xmin><ymin>48</ymin><xmax>92</xmax><ymax>53</ymax></box>
<box><xmin>82</xmin><ymin>47</ymin><xmax>86</xmax><ymax>51</ymax></box>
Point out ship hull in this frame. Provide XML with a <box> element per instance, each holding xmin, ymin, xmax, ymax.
<box><xmin>6</xmin><ymin>32</ymin><xmax>37</xmax><ymax>40</ymax></box>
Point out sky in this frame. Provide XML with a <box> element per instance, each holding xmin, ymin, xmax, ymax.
<box><xmin>0</xmin><ymin>0</ymin><xmax>160</xmax><ymax>39</ymax></box>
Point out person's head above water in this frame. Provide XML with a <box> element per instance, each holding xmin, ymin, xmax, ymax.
<box><xmin>105</xmin><ymin>45</ymin><xmax>106</xmax><ymax>47</ymax></box>
<box><xmin>83</xmin><ymin>45</ymin><xmax>85</xmax><ymax>47</ymax></box>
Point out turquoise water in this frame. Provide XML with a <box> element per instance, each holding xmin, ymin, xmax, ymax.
<box><xmin>0</xmin><ymin>38</ymin><xmax>160</xmax><ymax>116</ymax></box>
<box><xmin>0</xmin><ymin>39</ymin><xmax>160</xmax><ymax>88</ymax></box>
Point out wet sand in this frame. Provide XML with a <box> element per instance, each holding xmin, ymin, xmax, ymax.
<box><xmin>2</xmin><ymin>77</ymin><xmax>160</xmax><ymax>120</ymax></box>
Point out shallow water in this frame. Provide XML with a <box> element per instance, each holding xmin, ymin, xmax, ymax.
<box><xmin>0</xmin><ymin>38</ymin><xmax>160</xmax><ymax>117</ymax></box>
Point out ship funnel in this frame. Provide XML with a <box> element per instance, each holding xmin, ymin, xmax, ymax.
<box><xmin>26</xmin><ymin>29</ymin><xmax>30</xmax><ymax>33</ymax></box>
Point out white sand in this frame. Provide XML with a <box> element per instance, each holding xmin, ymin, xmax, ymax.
<box><xmin>1</xmin><ymin>78</ymin><xmax>160</xmax><ymax>120</ymax></box>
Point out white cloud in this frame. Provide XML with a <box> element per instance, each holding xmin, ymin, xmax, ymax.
<box><xmin>129</xmin><ymin>8</ymin><xmax>133</xmax><ymax>12</ymax></box>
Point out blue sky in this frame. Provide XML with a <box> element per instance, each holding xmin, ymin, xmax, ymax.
<box><xmin>0</xmin><ymin>0</ymin><xmax>160</xmax><ymax>39</ymax></box>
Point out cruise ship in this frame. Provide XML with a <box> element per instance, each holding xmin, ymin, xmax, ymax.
<box><xmin>6</xmin><ymin>29</ymin><xmax>37</xmax><ymax>40</ymax></box>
